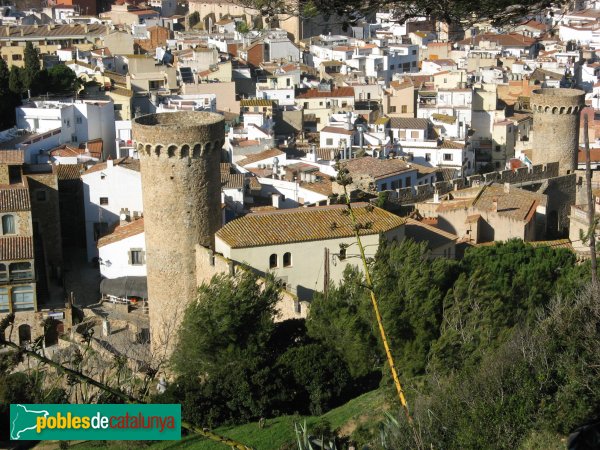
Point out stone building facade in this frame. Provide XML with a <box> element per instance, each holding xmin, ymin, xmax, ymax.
<box><xmin>132</xmin><ymin>112</ymin><xmax>224</xmax><ymax>358</ymax></box>
<box><xmin>531</xmin><ymin>88</ymin><xmax>585</xmax><ymax>175</ymax></box>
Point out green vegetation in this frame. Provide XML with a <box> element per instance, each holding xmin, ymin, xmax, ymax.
<box><xmin>0</xmin><ymin>42</ymin><xmax>80</xmax><ymax>129</ymax></box>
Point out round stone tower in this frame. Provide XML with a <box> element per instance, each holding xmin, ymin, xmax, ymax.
<box><xmin>132</xmin><ymin>112</ymin><xmax>224</xmax><ymax>358</ymax></box>
<box><xmin>531</xmin><ymin>88</ymin><xmax>585</xmax><ymax>175</ymax></box>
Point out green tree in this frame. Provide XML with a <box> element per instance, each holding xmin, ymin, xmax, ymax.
<box><xmin>23</xmin><ymin>41</ymin><xmax>40</xmax><ymax>93</ymax></box>
<box><xmin>172</xmin><ymin>271</ymin><xmax>280</xmax><ymax>377</ymax></box>
<box><xmin>48</xmin><ymin>64</ymin><xmax>80</xmax><ymax>93</ymax></box>
<box><xmin>0</xmin><ymin>58</ymin><xmax>19</xmax><ymax>129</ymax></box>
<box><xmin>8</xmin><ymin>65</ymin><xmax>24</xmax><ymax>95</ymax></box>
<box><xmin>372</xmin><ymin>239</ymin><xmax>456</xmax><ymax>377</ymax></box>
<box><xmin>277</xmin><ymin>343</ymin><xmax>353</xmax><ymax>415</ymax></box>
<box><xmin>307</xmin><ymin>266</ymin><xmax>380</xmax><ymax>378</ymax></box>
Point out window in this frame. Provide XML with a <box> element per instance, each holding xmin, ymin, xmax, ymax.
<box><xmin>443</xmin><ymin>153</ymin><xmax>453</xmax><ymax>161</ymax></box>
<box><xmin>129</xmin><ymin>249</ymin><xmax>144</xmax><ymax>266</ymax></box>
<box><xmin>12</xmin><ymin>54</ymin><xmax>22</xmax><ymax>61</ymax></box>
<box><xmin>76</xmin><ymin>117</ymin><xmax>82</xmax><ymax>124</ymax></box>
<box><xmin>411</xmin><ymin>130</ymin><xmax>419</xmax><ymax>139</ymax></box>
<box><xmin>405</xmin><ymin>177</ymin><xmax>411</xmax><ymax>187</ymax></box>
<box><xmin>425</xmin><ymin>153</ymin><xmax>431</xmax><ymax>162</ymax></box>
<box><xmin>411</xmin><ymin>61</ymin><xmax>416</xmax><ymax>67</ymax></box>
<box><xmin>269</xmin><ymin>254</ymin><xmax>278</xmax><ymax>268</ymax></box>
<box><xmin>283</xmin><ymin>252</ymin><xmax>292</xmax><ymax>267</ymax></box>
<box><xmin>326</xmin><ymin>138</ymin><xmax>333</xmax><ymax>146</ymax></box>
<box><xmin>339</xmin><ymin>247</ymin><xmax>347</xmax><ymax>260</ymax></box>
<box><xmin>35</xmin><ymin>190</ymin><xmax>47</xmax><ymax>202</ymax></box>
<box><xmin>381</xmin><ymin>182</ymin><xmax>388</xmax><ymax>190</ymax></box>
<box><xmin>0</xmin><ymin>264</ymin><xmax>7</xmax><ymax>282</ymax></box>
<box><xmin>399</xmin><ymin>130</ymin><xmax>406</xmax><ymax>139</ymax></box>
<box><xmin>286</xmin><ymin>78</ymin><xmax>291</xmax><ymax>86</ymax></box>
<box><xmin>304</xmin><ymin>102</ymin><xmax>309</xmax><ymax>109</ymax></box>
<box><xmin>99</xmin><ymin>197</ymin><xmax>109</xmax><ymax>205</ymax></box>
<box><xmin>389</xmin><ymin>106</ymin><xmax>396</xmax><ymax>113</ymax></box>
<box><xmin>12</xmin><ymin>285</ymin><xmax>34</xmax><ymax>312</ymax></box>
<box><xmin>412</xmin><ymin>49</ymin><xmax>417</xmax><ymax>55</ymax></box>
<box><xmin>2</xmin><ymin>215</ymin><xmax>15</xmax><ymax>235</ymax></box>
<box><xmin>10</xmin><ymin>262</ymin><xmax>33</xmax><ymax>281</ymax></box>
<box><xmin>0</xmin><ymin>287</ymin><xmax>8</xmax><ymax>313</ymax></box>
<box><xmin>71</xmin><ymin>135</ymin><xmax>78</xmax><ymax>142</ymax></box>
<box><xmin>401</xmin><ymin>105</ymin><xmax>407</xmax><ymax>114</ymax></box>
<box><xmin>390</xmin><ymin>64</ymin><xmax>395</xmax><ymax>70</ymax></box>
<box><xmin>114</xmin><ymin>104</ymin><xmax>123</xmax><ymax>111</ymax></box>
<box><xmin>495</xmin><ymin>145</ymin><xmax>501</xmax><ymax>152</ymax></box>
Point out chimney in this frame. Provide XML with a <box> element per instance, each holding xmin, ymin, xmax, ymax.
<box><xmin>119</xmin><ymin>208</ymin><xmax>130</xmax><ymax>225</ymax></box>
<box><xmin>84</xmin><ymin>24</ymin><xmax>88</xmax><ymax>34</ymax></box>
<box><xmin>492</xmin><ymin>197</ymin><xmax>498</xmax><ymax>212</ymax></box>
<box><xmin>106</xmin><ymin>157</ymin><xmax>114</xmax><ymax>168</ymax></box>
<box><xmin>504</xmin><ymin>182</ymin><xmax>510</xmax><ymax>193</ymax></box>
<box><xmin>272</xmin><ymin>193</ymin><xmax>281</xmax><ymax>208</ymax></box>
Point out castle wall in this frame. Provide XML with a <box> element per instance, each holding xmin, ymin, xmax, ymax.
<box><xmin>132</xmin><ymin>112</ymin><xmax>224</xmax><ymax>359</ymax></box>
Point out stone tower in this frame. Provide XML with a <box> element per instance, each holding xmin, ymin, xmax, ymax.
<box><xmin>531</xmin><ymin>88</ymin><xmax>585</xmax><ymax>175</ymax></box>
<box><xmin>132</xmin><ymin>112</ymin><xmax>224</xmax><ymax>358</ymax></box>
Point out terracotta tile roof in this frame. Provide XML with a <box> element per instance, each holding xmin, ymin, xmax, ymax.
<box><xmin>321</xmin><ymin>126</ymin><xmax>354</xmax><ymax>135</ymax></box>
<box><xmin>240</xmin><ymin>99</ymin><xmax>275</xmax><ymax>107</ymax></box>
<box><xmin>83</xmin><ymin>157</ymin><xmax>140</xmax><ymax>175</ymax></box>
<box><xmin>341</xmin><ymin>157</ymin><xmax>415</xmax><ymax>180</ymax></box>
<box><xmin>56</xmin><ymin>164</ymin><xmax>84</xmax><ymax>181</ymax></box>
<box><xmin>237</xmin><ymin>148</ymin><xmax>284</xmax><ymax>167</ymax></box>
<box><xmin>518</xmin><ymin>19</ymin><xmax>547</xmax><ymax>31</ymax></box>
<box><xmin>0</xmin><ymin>236</ymin><xmax>34</xmax><ymax>261</ymax></box>
<box><xmin>216</xmin><ymin>203</ymin><xmax>404</xmax><ymax>248</ymax></box>
<box><xmin>437</xmin><ymin>184</ymin><xmax>546</xmax><ymax>222</ymax></box>
<box><xmin>128</xmin><ymin>9</ymin><xmax>159</xmax><ymax>15</ymax></box>
<box><xmin>98</xmin><ymin>219</ymin><xmax>144</xmax><ymax>248</ymax></box>
<box><xmin>0</xmin><ymin>149</ymin><xmax>24</xmax><ymax>165</ymax></box>
<box><xmin>297</xmin><ymin>87</ymin><xmax>354</xmax><ymax>99</ymax></box>
<box><xmin>86</xmin><ymin>139</ymin><xmax>103</xmax><ymax>159</ymax></box>
<box><xmin>247</xmin><ymin>175</ymin><xmax>261</xmax><ymax>191</ymax></box>
<box><xmin>0</xmin><ymin>187</ymin><xmax>30</xmax><ymax>212</ymax></box>
<box><xmin>431</xmin><ymin>113</ymin><xmax>456</xmax><ymax>124</ymax></box>
<box><xmin>404</xmin><ymin>217</ymin><xmax>457</xmax><ymax>249</ymax></box>
<box><xmin>221</xmin><ymin>173</ymin><xmax>245</xmax><ymax>189</ymax></box>
<box><xmin>49</xmin><ymin>144</ymin><xmax>81</xmax><ymax>157</ymax></box>
<box><xmin>0</xmin><ymin>24</ymin><xmax>106</xmax><ymax>40</ymax></box>
<box><xmin>389</xmin><ymin>117</ymin><xmax>429</xmax><ymax>130</ymax></box>
<box><xmin>457</xmin><ymin>33</ymin><xmax>536</xmax><ymax>47</ymax></box>
<box><xmin>578</xmin><ymin>149</ymin><xmax>600</xmax><ymax>163</ymax></box>
<box><xmin>299</xmin><ymin>171</ymin><xmax>332</xmax><ymax>196</ymax></box>
<box><xmin>440</xmin><ymin>140</ymin><xmax>464</xmax><ymax>149</ymax></box>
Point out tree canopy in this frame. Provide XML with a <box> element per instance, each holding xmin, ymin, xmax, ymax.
<box><xmin>239</xmin><ymin>0</ymin><xmax>561</xmax><ymax>31</ymax></box>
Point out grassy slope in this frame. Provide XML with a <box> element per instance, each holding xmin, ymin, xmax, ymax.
<box><xmin>151</xmin><ymin>389</ymin><xmax>385</xmax><ymax>450</ymax></box>
<box><xmin>69</xmin><ymin>389</ymin><xmax>384</xmax><ymax>450</ymax></box>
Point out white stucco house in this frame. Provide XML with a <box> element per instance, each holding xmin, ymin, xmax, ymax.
<box><xmin>81</xmin><ymin>157</ymin><xmax>143</xmax><ymax>261</ymax></box>
<box><xmin>215</xmin><ymin>204</ymin><xmax>405</xmax><ymax>300</ymax></box>
<box><xmin>97</xmin><ymin>218</ymin><xmax>146</xmax><ymax>280</ymax></box>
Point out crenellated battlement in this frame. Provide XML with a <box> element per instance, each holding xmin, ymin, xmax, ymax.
<box><xmin>134</xmin><ymin>140</ymin><xmax>225</xmax><ymax>159</ymax></box>
<box><xmin>384</xmin><ymin>162</ymin><xmax>560</xmax><ymax>206</ymax></box>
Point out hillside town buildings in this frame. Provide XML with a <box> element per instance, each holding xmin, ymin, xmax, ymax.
<box><xmin>0</xmin><ymin>0</ymin><xmax>598</xmax><ymax>360</ymax></box>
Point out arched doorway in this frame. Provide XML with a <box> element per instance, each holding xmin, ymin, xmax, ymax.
<box><xmin>18</xmin><ymin>324</ymin><xmax>31</xmax><ymax>345</ymax></box>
